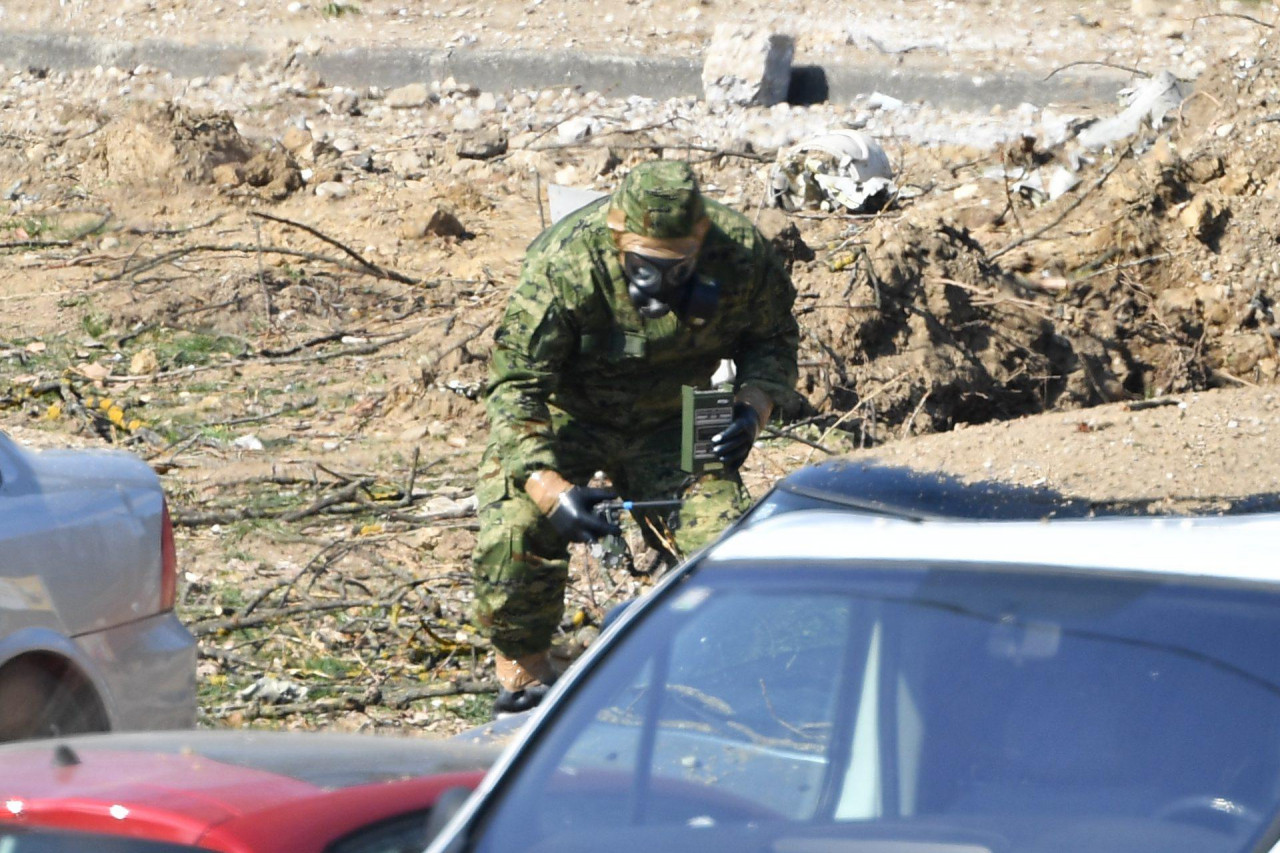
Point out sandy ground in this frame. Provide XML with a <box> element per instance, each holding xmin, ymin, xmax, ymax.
<box><xmin>3</xmin><ymin>0</ymin><xmax>1280</xmax><ymax>734</ymax></box>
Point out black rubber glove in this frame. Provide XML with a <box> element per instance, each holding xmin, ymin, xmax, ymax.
<box><xmin>711</xmin><ymin>403</ymin><xmax>761</xmax><ymax>470</ymax></box>
<box><xmin>547</xmin><ymin>486</ymin><xmax>621</xmax><ymax>543</ymax></box>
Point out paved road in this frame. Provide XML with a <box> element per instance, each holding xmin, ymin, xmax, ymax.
<box><xmin>0</xmin><ymin>29</ymin><xmax>1126</xmax><ymax>110</ymax></box>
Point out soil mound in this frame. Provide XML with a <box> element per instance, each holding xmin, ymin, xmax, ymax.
<box><xmin>77</xmin><ymin>104</ymin><xmax>268</xmax><ymax>188</ymax></box>
<box><xmin>786</xmin><ymin>40</ymin><xmax>1280</xmax><ymax>442</ymax></box>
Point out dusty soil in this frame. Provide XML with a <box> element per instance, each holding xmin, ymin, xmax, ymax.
<box><xmin>3</xmin><ymin>1</ymin><xmax>1280</xmax><ymax>734</ymax></box>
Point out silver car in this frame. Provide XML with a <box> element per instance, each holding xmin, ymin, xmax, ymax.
<box><xmin>0</xmin><ymin>431</ymin><xmax>196</xmax><ymax>740</ymax></box>
<box><xmin>431</xmin><ymin>463</ymin><xmax>1280</xmax><ymax>853</ymax></box>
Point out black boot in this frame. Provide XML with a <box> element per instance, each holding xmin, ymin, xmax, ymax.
<box><xmin>493</xmin><ymin>682</ymin><xmax>553</xmax><ymax>717</ymax></box>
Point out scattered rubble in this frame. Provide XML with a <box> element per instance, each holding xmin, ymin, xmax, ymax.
<box><xmin>770</xmin><ymin>129</ymin><xmax>896</xmax><ymax>213</ymax></box>
<box><xmin>5</xmin><ymin>0</ymin><xmax>1280</xmax><ymax>736</ymax></box>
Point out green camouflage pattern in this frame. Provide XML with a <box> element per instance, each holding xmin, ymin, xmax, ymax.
<box><xmin>472</xmin><ymin>416</ymin><xmax>752</xmax><ymax>657</ymax></box>
<box><xmin>484</xmin><ymin>189</ymin><xmax>799</xmax><ymax>487</ymax></box>
<box><xmin>472</xmin><ymin>162</ymin><xmax>799</xmax><ymax>657</ymax></box>
<box><xmin>609</xmin><ymin>160</ymin><xmax>706</xmax><ymax>238</ymax></box>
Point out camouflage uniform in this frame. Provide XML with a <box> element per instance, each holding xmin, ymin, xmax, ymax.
<box><xmin>473</xmin><ymin>162</ymin><xmax>799</xmax><ymax>658</ymax></box>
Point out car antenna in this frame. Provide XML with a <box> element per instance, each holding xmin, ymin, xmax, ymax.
<box><xmin>52</xmin><ymin>743</ymin><xmax>81</xmax><ymax>767</ymax></box>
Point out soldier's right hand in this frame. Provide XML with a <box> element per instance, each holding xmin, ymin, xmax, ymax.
<box><xmin>548</xmin><ymin>486</ymin><xmax>622</xmax><ymax>543</ymax></box>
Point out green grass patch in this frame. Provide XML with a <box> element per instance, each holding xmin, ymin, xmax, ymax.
<box><xmin>301</xmin><ymin>655</ymin><xmax>355</xmax><ymax>679</ymax></box>
<box><xmin>80</xmin><ymin>309</ymin><xmax>112</xmax><ymax>339</ymax></box>
<box><xmin>148</xmin><ymin>331</ymin><xmax>247</xmax><ymax>368</ymax></box>
<box><xmin>321</xmin><ymin>2</ymin><xmax>360</xmax><ymax>17</ymax></box>
<box><xmin>445</xmin><ymin>694</ymin><xmax>494</xmax><ymax>726</ymax></box>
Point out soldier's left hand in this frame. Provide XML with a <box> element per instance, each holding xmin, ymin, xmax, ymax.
<box><xmin>711</xmin><ymin>403</ymin><xmax>761</xmax><ymax>469</ymax></box>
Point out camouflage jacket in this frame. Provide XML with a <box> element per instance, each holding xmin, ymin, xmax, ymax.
<box><xmin>485</xmin><ymin>196</ymin><xmax>799</xmax><ymax>485</ymax></box>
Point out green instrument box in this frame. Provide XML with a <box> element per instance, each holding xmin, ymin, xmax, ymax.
<box><xmin>681</xmin><ymin>385</ymin><xmax>734</xmax><ymax>474</ymax></box>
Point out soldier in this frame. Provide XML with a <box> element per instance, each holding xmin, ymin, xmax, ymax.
<box><xmin>472</xmin><ymin>159</ymin><xmax>799</xmax><ymax>715</ymax></box>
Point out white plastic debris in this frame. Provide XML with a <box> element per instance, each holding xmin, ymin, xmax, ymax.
<box><xmin>239</xmin><ymin>676</ymin><xmax>308</xmax><ymax>704</ymax></box>
<box><xmin>1075</xmin><ymin>70</ymin><xmax>1184</xmax><ymax>152</ymax></box>
<box><xmin>711</xmin><ymin>358</ymin><xmax>737</xmax><ymax>386</ymax></box>
<box><xmin>232</xmin><ymin>434</ymin><xmax>265</xmax><ymax>451</ymax></box>
<box><xmin>1047</xmin><ymin>166</ymin><xmax>1081</xmax><ymax>200</ymax></box>
<box><xmin>770</xmin><ymin>129</ymin><xmax>896</xmax><ymax>213</ymax></box>
<box><xmin>866</xmin><ymin>91</ymin><xmax>905</xmax><ymax>112</ymax></box>
<box><xmin>546</xmin><ymin>184</ymin><xmax>608</xmax><ymax>224</ymax></box>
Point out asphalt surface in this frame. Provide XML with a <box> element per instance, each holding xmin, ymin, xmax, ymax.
<box><xmin>0</xmin><ymin>29</ymin><xmax>1127</xmax><ymax>109</ymax></box>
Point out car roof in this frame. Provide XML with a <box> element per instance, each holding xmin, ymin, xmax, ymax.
<box><xmin>705</xmin><ymin>508</ymin><xmax>1280</xmax><ymax>584</ymax></box>
<box><xmin>769</xmin><ymin>460</ymin><xmax>1097</xmax><ymax>520</ymax></box>
<box><xmin>767</xmin><ymin>459</ymin><xmax>1280</xmax><ymax>520</ymax></box>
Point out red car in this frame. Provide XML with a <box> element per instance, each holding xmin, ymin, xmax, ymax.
<box><xmin>0</xmin><ymin>730</ymin><xmax>498</xmax><ymax>853</ymax></box>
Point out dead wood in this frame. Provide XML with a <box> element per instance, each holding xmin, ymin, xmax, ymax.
<box><xmin>249</xmin><ymin>211</ymin><xmax>422</xmax><ymax>286</ymax></box>
<box><xmin>192</xmin><ymin>598</ymin><xmax>381</xmax><ymax>636</ymax></box>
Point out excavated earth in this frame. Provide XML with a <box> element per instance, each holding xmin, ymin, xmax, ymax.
<box><xmin>2</xmin><ymin>0</ymin><xmax>1280</xmax><ymax>733</ymax></box>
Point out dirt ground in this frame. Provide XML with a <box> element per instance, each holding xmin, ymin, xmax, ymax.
<box><xmin>3</xmin><ymin>1</ymin><xmax>1280</xmax><ymax>734</ymax></box>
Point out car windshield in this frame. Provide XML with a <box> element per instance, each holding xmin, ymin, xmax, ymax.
<box><xmin>470</xmin><ymin>564</ymin><xmax>1280</xmax><ymax>853</ymax></box>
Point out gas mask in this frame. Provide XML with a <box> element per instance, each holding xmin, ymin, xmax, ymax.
<box><xmin>622</xmin><ymin>252</ymin><xmax>719</xmax><ymax>323</ymax></box>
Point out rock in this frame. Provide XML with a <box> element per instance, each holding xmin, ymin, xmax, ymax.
<box><xmin>424</xmin><ymin>206</ymin><xmax>466</xmax><ymax>238</ymax></box>
<box><xmin>399</xmin><ymin>423</ymin><xmax>431</xmax><ymax>441</ymax></box>
<box><xmin>701</xmin><ymin>24</ymin><xmax>794</xmax><ymax>108</ymax></box>
<box><xmin>1147</xmin><ymin>135</ymin><xmax>1179</xmax><ymax>168</ymax></box>
<box><xmin>440</xmin><ymin>76</ymin><xmax>479</xmax><ymax>97</ymax></box>
<box><xmin>556</xmin><ymin>116</ymin><xmax>594</xmax><ymax>144</ymax></box>
<box><xmin>452</xmin><ymin>110</ymin><xmax>484</xmax><ymax>132</ymax></box>
<box><xmin>280</xmin><ymin>125</ymin><xmax>313</xmax><ymax>156</ymax></box>
<box><xmin>385</xmin><ymin>83</ymin><xmax>431</xmax><ymax>109</ymax></box>
<box><xmin>1185</xmin><ymin>154</ymin><xmax>1224</xmax><ymax>184</ymax></box>
<box><xmin>1221</xmin><ymin>166</ymin><xmax>1254</xmax><ymax>196</ymax></box>
<box><xmin>240</xmin><ymin>147</ymin><xmax>303</xmax><ymax>200</ymax></box>
<box><xmin>327</xmin><ymin>88</ymin><xmax>360</xmax><ymax>116</ymax></box>
<box><xmin>455</xmin><ymin>127</ymin><xmax>508</xmax><ymax>160</ymax></box>
<box><xmin>952</xmin><ymin>204</ymin><xmax>1001</xmax><ymax>232</ymax></box>
<box><xmin>1179</xmin><ymin>194</ymin><xmax>1228</xmax><ymax>244</ymax></box>
<box><xmin>475</xmin><ymin>91</ymin><xmax>497</xmax><ymax>112</ymax></box>
<box><xmin>578</xmin><ymin>146</ymin><xmax>621</xmax><ymax>176</ymax></box>
<box><xmin>387</xmin><ymin>150</ymin><xmax>425</xmax><ymax>178</ymax></box>
<box><xmin>315</xmin><ymin>181</ymin><xmax>350</xmax><ymax>200</ymax></box>
<box><xmin>402</xmin><ymin>206</ymin><xmax>467</xmax><ymax>239</ymax></box>
<box><xmin>129</xmin><ymin>348</ymin><xmax>159</xmax><ymax>375</ymax></box>
<box><xmin>1156</xmin><ymin>287</ymin><xmax>1199</xmax><ymax>321</ymax></box>
<box><xmin>212</xmin><ymin>162</ymin><xmax>245</xmax><ymax>187</ymax></box>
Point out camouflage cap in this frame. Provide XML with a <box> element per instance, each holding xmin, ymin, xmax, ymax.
<box><xmin>608</xmin><ymin>160</ymin><xmax>706</xmax><ymax>240</ymax></box>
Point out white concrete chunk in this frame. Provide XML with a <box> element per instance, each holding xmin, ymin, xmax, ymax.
<box><xmin>701</xmin><ymin>25</ymin><xmax>794</xmax><ymax>108</ymax></box>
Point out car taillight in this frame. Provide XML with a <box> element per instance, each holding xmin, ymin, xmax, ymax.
<box><xmin>160</xmin><ymin>499</ymin><xmax>178</xmax><ymax>611</ymax></box>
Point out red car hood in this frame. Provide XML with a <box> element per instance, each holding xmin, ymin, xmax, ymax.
<box><xmin>0</xmin><ymin>730</ymin><xmax>499</xmax><ymax>851</ymax></box>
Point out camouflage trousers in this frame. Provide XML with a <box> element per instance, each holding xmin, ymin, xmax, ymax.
<box><xmin>471</xmin><ymin>413</ymin><xmax>751</xmax><ymax>658</ymax></box>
